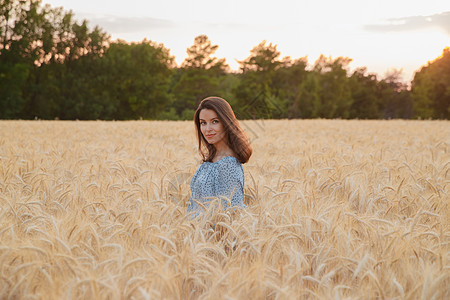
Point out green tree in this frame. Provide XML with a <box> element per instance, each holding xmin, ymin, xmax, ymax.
<box><xmin>0</xmin><ymin>0</ymin><xmax>110</xmax><ymax>119</ymax></box>
<box><xmin>348</xmin><ymin>67</ymin><xmax>380</xmax><ymax>119</ymax></box>
<box><xmin>297</xmin><ymin>71</ymin><xmax>321</xmax><ymax>118</ymax></box>
<box><xmin>234</xmin><ymin>41</ymin><xmax>285</xmax><ymax>119</ymax></box>
<box><xmin>0</xmin><ymin>0</ymin><xmax>46</xmax><ymax>118</ymax></box>
<box><xmin>101</xmin><ymin>40</ymin><xmax>174</xmax><ymax>120</ymax></box>
<box><xmin>29</xmin><ymin>19</ymin><xmax>109</xmax><ymax>119</ymax></box>
<box><xmin>171</xmin><ymin>35</ymin><xmax>228</xmax><ymax>118</ymax></box>
<box><xmin>238</xmin><ymin>40</ymin><xmax>282</xmax><ymax>73</ymax></box>
<box><xmin>378</xmin><ymin>69</ymin><xmax>412</xmax><ymax>119</ymax></box>
<box><xmin>313</xmin><ymin>55</ymin><xmax>353</xmax><ymax>118</ymax></box>
<box><xmin>181</xmin><ymin>34</ymin><xmax>227</xmax><ymax>71</ymax></box>
<box><xmin>272</xmin><ymin>57</ymin><xmax>309</xmax><ymax>118</ymax></box>
<box><xmin>411</xmin><ymin>47</ymin><xmax>450</xmax><ymax>119</ymax></box>
<box><xmin>0</xmin><ymin>61</ymin><xmax>29</xmax><ymax>118</ymax></box>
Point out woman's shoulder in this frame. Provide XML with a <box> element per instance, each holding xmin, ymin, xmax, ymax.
<box><xmin>212</xmin><ymin>156</ymin><xmax>240</xmax><ymax>166</ymax></box>
<box><xmin>214</xmin><ymin>156</ymin><xmax>243</xmax><ymax>175</ymax></box>
<box><xmin>196</xmin><ymin>156</ymin><xmax>239</xmax><ymax>170</ymax></box>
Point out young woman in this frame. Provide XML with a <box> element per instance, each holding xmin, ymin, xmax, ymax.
<box><xmin>187</xmin><ymin>97</ymin><xmax>252</xmax><ymax>217</ymax></box>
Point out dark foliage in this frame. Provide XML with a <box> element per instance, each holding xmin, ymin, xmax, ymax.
<box><xmin>1</xmin><ymin>1</ymin><xmax>448</xmax><ymax>120</ymax></box>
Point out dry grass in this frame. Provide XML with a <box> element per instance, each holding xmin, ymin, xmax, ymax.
<box><xmin>0</xmin><ymin>119</ymin><xmax>448</xmax><ymax>299</ymax></box>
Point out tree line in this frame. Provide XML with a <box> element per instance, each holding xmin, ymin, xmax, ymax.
<box><xmin>1</xmin><ymin>0</ymin><xmax>449</xmax><ymax>120</ymax></box>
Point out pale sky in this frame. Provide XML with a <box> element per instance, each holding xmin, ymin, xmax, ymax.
<box><xmin>43</xmin><ymin>0</ymin><xmax>449</xmax><ymax>82</ymax></box>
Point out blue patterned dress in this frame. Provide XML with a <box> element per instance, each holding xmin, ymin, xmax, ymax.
<box><xmin>187</xmin><ymin>156</ymin><xmax>245</xmax><ymax>216</ymax></box>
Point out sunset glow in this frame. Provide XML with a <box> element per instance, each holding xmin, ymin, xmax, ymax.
<box><xmin>43</xmin><ymin>0</ymin><xmax>449</xmax><ymax>81</ymax></box>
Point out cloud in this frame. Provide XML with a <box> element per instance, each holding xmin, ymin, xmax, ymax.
<box><xmin>76</xmin><ymin>13</ymin><xmax>176</xmax><ymax>33</ymax></box>
<box><xmin>75</xmin><ymin>9</ymin><xmax>287</xmax><ymax>36</ymax></box>
<box><xmin>365</xmin><ymin>11</ymin><xmax>450</xmax><ymax>35</ymax></box>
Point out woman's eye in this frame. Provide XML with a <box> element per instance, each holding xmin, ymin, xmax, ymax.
<box><xmin>200</xmin><ymin>121</ymin><xmax>206</xmax><ymax>125</ymax></box>
<box><xmin>212</xmin><ymin>120</ymin><xmax>219</xmax><ymax>124</ymax></box>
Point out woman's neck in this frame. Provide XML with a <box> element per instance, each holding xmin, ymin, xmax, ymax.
<box><xmin>213</xmin><ymin>141</ymin><xmax>234</xmax><ymax>162</ymax></box>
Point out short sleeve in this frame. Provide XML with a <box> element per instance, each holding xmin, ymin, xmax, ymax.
<box><xmin>214</xmin><ymin>158</ymin><xmax>245</xmax><ymax>210</ymax></box>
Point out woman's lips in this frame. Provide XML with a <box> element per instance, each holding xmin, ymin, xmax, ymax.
<box><xmin>205</xmin><ymin>134</ymin><xmax>215</xmax><ymax>139</ymax></box>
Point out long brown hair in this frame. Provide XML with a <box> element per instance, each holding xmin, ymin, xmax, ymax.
<box><xmin>194</xmin><ymin>97</ymin><xmax>252</xmax><ymax>164</ymax></box>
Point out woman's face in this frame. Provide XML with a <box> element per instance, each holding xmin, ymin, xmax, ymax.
<box><xmin>199</xmin><ymin>109</ymin><xmax>227</xmax><ymax>146</ymax></box>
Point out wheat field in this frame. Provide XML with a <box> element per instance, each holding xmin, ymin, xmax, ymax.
<box><xmin>0</xmin><ymin>119</ymin><xmax>449</xmax><ymax>299</ymax></box>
